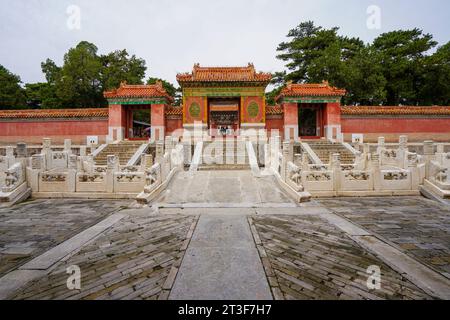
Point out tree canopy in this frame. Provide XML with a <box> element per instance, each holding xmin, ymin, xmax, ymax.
<box><xmin>0</xmin><ymin>65</ymin><xmax>26</xmax><ymax>109</ymax></box>
<box><xmin>1</xmin><ymin>27</ymin><xmax>449</xmax><ymax>110</ymax></box>
<box><xmin>272</xmin><ymin>21</ymin><xmax>449</xmax><ymax>106</ymax></box>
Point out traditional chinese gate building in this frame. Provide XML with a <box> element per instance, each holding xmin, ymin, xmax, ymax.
<box><xmin>276</xmin><ymin>81</ymin><xmax>346</xmax><ymax>141</ymax></box>
<box><xmin>104</xmin><ymin>81</ymin><xmax>174</xmax><ymax>142</ymax></box>
<box><xmin>176</xmin><ymin>63</ymin><xmax>272</xmax><ymax>136</ymax></box>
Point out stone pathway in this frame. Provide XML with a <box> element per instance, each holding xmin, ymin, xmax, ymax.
<box><xmin>0</xmin><ymin>199</ymin><xmax>129</xmax><ymax>277</ymax></box>
<box><xmin>317</xmin><ymin>197</ymin><xmax>450</xmax><ymax>278</ymax></box>
<box><xmin>170</xmin><ymin>214</ymin><xmax>272</xmax><ymax>300</ymax></box>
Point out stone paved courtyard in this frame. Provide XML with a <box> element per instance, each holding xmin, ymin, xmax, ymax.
<box><xmin>0</xmin><ymin>171</ymin><xmax>449</xmax><ymax>300</ymax></box>
<box><xmin>0</xmin><ymin>199</ymin><xmax>130</xmax><ymax>277</ymax></box>
<box><xmin>249</xmin><ymin>214</ymin><xmax>431</xmax><ymax>299</ymax></box>
<box><xmin>317</xmin><ymin>197</ymin><xmax>450</xmax><ymax>278</ymax></box>
<box><xmin>11</xmin><ymin>212</ymin><xmax>197</xmax><ymax>300</ymax></box>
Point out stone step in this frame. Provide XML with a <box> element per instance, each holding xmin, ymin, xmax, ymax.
<box><xmin>198</xmin><ymin>164</ymin><xmax>250</xmax><ymax>171</ymax></box>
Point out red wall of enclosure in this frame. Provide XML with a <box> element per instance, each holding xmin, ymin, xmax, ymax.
<box><xmin>0</xmin><ymin>120</ymin><xmax>109</xmax><ymax>145</ymax></box>
<box><xmin>341</xmin><ymin>117</ymin><xmax>450</xmax><ymax>142</ymax></box>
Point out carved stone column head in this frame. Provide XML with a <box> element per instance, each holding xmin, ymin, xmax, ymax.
<box><xmin>31</xmin><ymin>154</ymin><xmax>45</xmax><ymax>170</ymax></box>
<box><xmin>371</xmin><ymin>154</ymin><xmax>380</xmax><ymax>168</ymax></box>
<box><xmin>42</xmin><ymin>138</ymin><xmax>51</xmax><ymax>150</ymax></box>
<box><xmin>363</xmin><ymin>143</ymin><xmax>370</xmax><ymax>154</ymax></box>
<box><xmin>64</xmin><ymin>139</ymin><xmax>72</xmax><ymax>153</ymax></box>
<box><xmin>156</xmin><ymin>142</ymin><xmax>164</xmax><ymax>159</ymax></box>
<box><xmin>107</xmin><ymin>155</ymin><xmax>119</xmax><ymax>170</ymax></box>
<box><xmin>5</xmin><ymin>146</ymin><xmax>14</xmax><ymax>158</ymax></box>
<box><xmin>399</xmin><ymin>135</ymin><xmax>408</xmax><ymax>150</ymax></box>
<box><xmin>282</xmin><ymin>141</ymin><xmax>290</xmax><ymax>156</ymax></box>
<box><xmin>423</xmin><ymin>140</ymin><xmax>434</xmax><ymax>156</ymax></box>
<box><xmin>79</xmin><ymin>146</ymin><xmax>87</xmax><ymax>157</ymax></box>
<box><xmin>68</xmin><ymin>154</ymin><xmax>78</xmax><ymax>169</ymax></box>
<box><xmin>331</xmin><ymin>153</ymin><xmax>341</xmax><ymax>168</ymax></box>
<box><xmin>16</xmin><ymin>142</ymin><xmax>27</xmax><ymax>158</ymax></box>
<box><xmin>294</xmin><ymin>154</ymin><xmax>302</xmax><ymax>166</ymax></box>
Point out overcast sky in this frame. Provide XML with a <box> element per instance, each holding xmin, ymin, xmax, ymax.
<box><xmin>1</xmin><ymin>0</ymin><xmax>449</xmax><ymax>86</ymax></box>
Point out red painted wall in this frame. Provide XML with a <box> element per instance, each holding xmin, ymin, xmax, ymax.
<box><xmin>108</xmin><ymin>104</ymin><xmax>125</xmax><ymax>127</ymax></box>
<box><xmin>342</xmin><ymin>117</ymin><xmax>450</xmax><ymax>142</ymax></box>
<box><xmin>324</xmin><ymin>102</ymin><xmax>341</xmax><ymax>126</ymax></box>
<box><xmin>265</xmin><ymin>118</ymin><xmax>284</xmax><ymax>137</ymax></box>
<box><xmin>166</xmin><ymin>118</ymin><xmax>183</xmax><ymax>135</ymax></box>
<box><xmin>0</xmin><ymin>119</ymin><xmax>108</xmax><ymax>145</ymax></box>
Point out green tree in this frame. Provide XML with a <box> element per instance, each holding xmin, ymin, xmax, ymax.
<box><xmin>146</xmin><ymin>77</ymin><xmax>181</xmax><ymax>105</ymax></box>
<box><xmin>265</xmin><ymin>71</ymin><xmax>286</xmax><ymax>105</ymax></box>
<box><xmin>276</xmin><ymin>21</ymin><xmax>387</xmax><ymax>104</ymax></box>
<box><xmin>100</xmin><ymin>49</ymin><xmax>146</xmax><ymax>90</ymax></box>
<box><xmin>24</xmin><ymin>82</ymin><xmax>61</xmax><ymax>109</ymax></box>
<box><xmin>372</xmin><ymin>29</ymin><xmax>437</xmax><ymax>105</ymax></box>
<box><xmin>344</xmin><ymin>46</ymin><xmax>386</xmax><ymax>105</ymax></box>
<box><xmin>419</xmin><ymin>41</ymin><xmax>450</xmax><ymax>105</ymax></box>
<box><xmin>55</xmin><ymin>41</ymin><xmax>104</xmax><ymax>107</ymax></box>
<box><xmin>40</xmin><ymin>42</ymin><xmax>148</xmax><ymax>108</ymax></box>
<box><xmin>0</xmin><ymin>65</ymin><xmax>26</xmax><ymax>109</ymax></box>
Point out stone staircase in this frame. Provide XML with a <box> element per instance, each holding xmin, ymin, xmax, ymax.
<box><xmin>304</xmin><ymin>140</ymin><xmax>355</xmax><ymax>164</ymax></box>
<box><xmin>199</xmin><ymin>139</ymin><xmax>249</xmax><ymax>170</ymax></box>
<box><xmin>94</xmin><ymin>141</ymin><xmax>145</xmax><ymax>165</ymax></box>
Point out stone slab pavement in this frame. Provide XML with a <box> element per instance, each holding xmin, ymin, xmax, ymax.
<box><xmin>317</xmin><ymin>197</ymin><xmax>450</xmax><ymax>278</ymax></box>
<box><xmin>169</xmin><ymin>214</ymin><xmax>272</xmax><ymax>300</ymax></box>
<box><xmin>0</xmin><ymin>199</ymin><xmax>130</xmax><ymax>277</ymax></box>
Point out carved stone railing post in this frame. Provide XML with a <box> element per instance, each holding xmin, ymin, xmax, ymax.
<box><xmin>165</xmin><ymin>136</ymin><xmax>173</xmax><ymax>154</ymax></box>
<box><xmin>64</xmin><ymin>139</ymin><xmax>72</xmax><ymax>155</ymax></box>
<box><xmin>435</xmin><ymin>144</ymin><xmax>446</xmax><ymax>165</ymax></box>
<box><xmin>301</xmin><ymin>152</ymin><xmax>309</xmax><ymax>171</ymax></box>
<box><xmin>79</xmin><ymin>146</ymin><xmax>87</xmax><ymax>157</ymax></box>
<box><xmin>42</xmin><ymin>138</ymin><xmax>52</xmax><ymax>169</ymax></box>
<box><xmin>423</xmin><ymin>140</ymin><xmax>435</xmax><ymax>179</ymax></box>
<box><xmin>288</xmin><ymin>140</ymin><xmax>294</xmax><ymax>163</ymax></box>
<box><xmin>16</xmin><ymin>142</ymin><xmax>27</xmax><ymax>159</ymax></box>
<box><xmin>281</xmin><ymin>141</ymin><xmax>290</xmax><ymax>181</ymax></box>
<box><xmin>294</xmin><ymin>154</ymin><xmax>302</xmax><ymax>166</ymax></box>
<box><xmin>331</xmin><ymin>153</ymin><xmax>341</xmax><ymax>192</ymax></box>
<box><xmin>398</xmin><ymin>135</ymin><xmax>408</xmax><ymax>168</ymax></box>
<box><xmin>4</xmin><ymin>146</ymin><xmax>15</xmax><ymax>168</ymax></box>
<box><xmin>376</xmin><ymin>136</ymin><xmax>385</xmax><ymax>154</ymax></box>
<box><xmin>264</xmin><ymin>143</ymin><xmax>271</xmax><ymax>169</ymax></box>
<box><xmin>371</xmin><ymin>154</ymin><xmax>381</xmax><ymax>191</ymax></box>
<box><xmin>106</xmin><ymin>155</ymin><xmax>118</xmax><ymax>193</ymax></box>
<box><xmin>140</xmin><ymin>154</ymin><xmax>153</xmax><ymax>171</ymax></box>
<box><xmin>183</xmin><ymin>141</ymin><xmax>192</xmax><ymax>166</ymax></box>
<box><xmin>408</xmin><ymin>154</ymin><xmax>420</xmax><ymax>190</ymax></box>
<box><xmin>27</xmin><ymin>154</ymin><xmax>45</xmax><ymax>191</ymax></box>
<box><xmin>155</xmin><ymin>142</ymin><xmax>164</xmax><ymax>164</ymax></box>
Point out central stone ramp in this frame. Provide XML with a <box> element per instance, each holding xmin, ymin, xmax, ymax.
<box><xmin>94</xmin><ymin>141</ymin><xmax>144</xmax><ymax>165</ymax></box>
<box><xmin>156</xmin><ymin>170</ymin><xmax>295</xmax><ymax>207</ymax></box>
<box><xmin>305</xmin><ymin>140</ymin><xmax>355</xmax><ymax>164</ymax></box>
<box><xmin>169</xmin><ymin>213</ymin><xmax>272</xmax><ymax>300</ymax></box>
